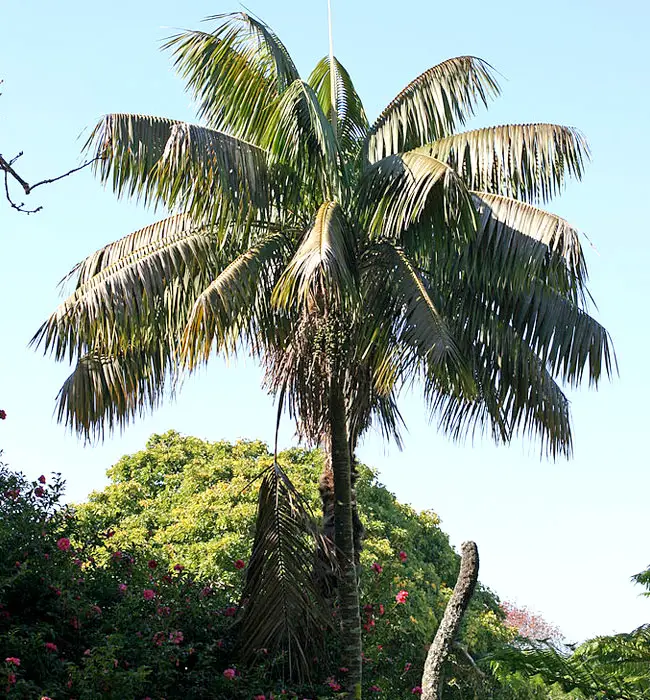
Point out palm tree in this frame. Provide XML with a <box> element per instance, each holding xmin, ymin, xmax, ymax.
<box><xmin>34</xmin><ymin>12</ymin><xmax>613</xmax><ymax>695</ymax></box>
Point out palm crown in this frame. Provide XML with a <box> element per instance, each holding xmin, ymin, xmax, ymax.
<box><xmin>35</xmin><ymin>12</ymin><xmax>611</xmax><ymax>458</ymax></box>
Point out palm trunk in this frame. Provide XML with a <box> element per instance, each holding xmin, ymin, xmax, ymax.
<box><xmin>329</xmin><ymin>379</ymin><xmax>362</xmax><ymax>698</ymax></box>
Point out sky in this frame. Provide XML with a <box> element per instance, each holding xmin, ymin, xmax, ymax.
<box><xmin>1</xmin><ymin>0</ymin><xmax>648</xmax><ymax>643</ymax></box>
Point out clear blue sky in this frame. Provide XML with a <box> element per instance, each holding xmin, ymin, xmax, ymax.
<box><xmin>1</xmin><ymin>0</ymin><xmax>648</xmax><ymax>643</ymax></box>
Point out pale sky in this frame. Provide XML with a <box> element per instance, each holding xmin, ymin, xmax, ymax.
<box><xmin>1</xmin><ymin>0</ymin><xmax>648</xmax><ymax>643</ymax></box>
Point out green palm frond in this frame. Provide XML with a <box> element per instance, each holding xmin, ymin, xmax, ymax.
<box><xmin>420</xmin><ymin>124</ymin><xmax>589</xmax><ymax>203</ymax></box>
<box><xmin>86</xmin><ymin>113</ymin><xmax>176</xmax><ymax>205</ymax></box>
<box><xmin>431</xmin><ymin>319</ymin><xmax>573</xmax><ymax>457</ymax></box>
<box><xmin>237</xmin><ymin>463</ymin><xmax>336</xmax><ymax>680</ymax></box>
<box><xmin>471</xmin><ymin>192</ymin><xmax>587</xmax><ymax>295</ymax></box>
<box><xmin>363</xmin><ymin>243</ymin><xmax>463</xmax><ymax>380</ymax></box>
<box><xmin>364</xmin><ymin>56</ymin><xmax>500</xmax><ymax>163</ymax></box>
<box><xmin>263</xmin><ymin>79</ymin><xmax>342</xmax><ymax>201</ymax></box>
<box><xmin>272</xmin><ymin>202</ymin><xmax>357</xmax><ymax>311</ymax></box>
<box><xmin>87</xmin><ymin>114</ymin><xmax>273</xmax><ymax>224</ymax></box>
<box><xmin>32</xmin><ymin>216</ymin><xmax>218</xmax><ymax>361</ymax></box>
<box><xmin>308</xmin><ymin>56</ymin><xmax>369</xmax><ymax>158</ymax></box>
<box><xmin>182</xmin><ymin>232</ymin><xmax>291</xmax><ymax>366</ymax></box>
<box><xmin>358</xmin><ymin>150</ymin><xmax>477</xmax><ymax>243</ymax></box>
<box><xmin>55</xmin><ymin>346</ymin><xmax>173</xmax><ymax>441</ymax></box>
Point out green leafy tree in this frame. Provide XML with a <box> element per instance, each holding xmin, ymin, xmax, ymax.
<box><xmin>35</xmin><ymin>12</ymin><xmax>614</xmax><ymax>693</ymax></box>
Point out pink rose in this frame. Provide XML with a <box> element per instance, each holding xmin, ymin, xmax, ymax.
<box><xmin>223</xmin><ymin>668</ymin><xmax>237</xmax><ymax>679</ymax></box>
<box><xmin>395</xmin><ymin>589</ymin><xmax>409</xmax><ymax>604</ymax></box>
<box><xmin>5</xmin><ymin>657</ymin><xmax>20</xmax><ymax>666</ymax></box>
<box><xmin>45</xmin><ymin>642</ymin><xmax>58</xmax><ymax>653</ymax></box>
<box><xmin>399</xmin><ymin>550</ymin><xmax>408</xmax><ymax>562</ymax></box>
<box><xmin>142</xmin><ymin>589</ymin><xmax>155</xmax><ymax>601</ymax></box>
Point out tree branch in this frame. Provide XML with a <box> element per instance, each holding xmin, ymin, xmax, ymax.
<box><xmin>421</xmin><ymin>540</ymin><xmax>479</xmax><ymax>700</ymax></box>
<box><xmin>0</xmin><ymin>152</ymin><xmax>100</xmax><ymax>214</ymax></box>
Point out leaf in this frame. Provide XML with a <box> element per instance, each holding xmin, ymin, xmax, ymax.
<box><xmin>308</xmin><ymin>56</ymin><xmax>369</xmax><ymax>158</ymax></box>
<box><xmin>237</xmin><ymin>463</ymin><xmax>336</xmax><ymax>681</ymax></box>
<box><xmin>419</xmin><ymin>123</ymin><xmax>589</xmax><ymax>203</ymax></box>
<box><xmin>364</xmin><ymin>56</ymin><xmax>500</xmax><ymax>163</ymax></box>
<box><xmin>272</xmin><ymin>201</ymin><xmax>357</xmax><ymax>311</ymax></box>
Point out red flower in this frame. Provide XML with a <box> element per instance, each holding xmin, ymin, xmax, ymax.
<box><xmin>326</xmin><ymin>678</ymin><xmax>341</xmax><ymax>691</ymax></box>
<box><xmin>0</xmin><ymin>410</ymin><xmax>6</xmax><ymax>420</ymax></box>
<box><xmin>404</xmin><ymin>661</ymin><xmax>412</xmax><ymax>672</ymax></box>
<box><xmin>34</xmin><ymin>486</ymin><xmax>45</xmax><ymax>498</ymax></box>
<box><xmin>142</xmin><ymin>589</ymin><xmax>156</xmax><ymax>601</ymax></box>
<box><xmin>173</xmin><ymin>563</ymin><xmax>184</xmax><ymax>572</ymax></box>
<box><xmin>38</xmin><ymin>475</ymin><xmax>46</xmax><ymax>484</ymax></box>
<box><xmin>44</xmin><ymin>642</ymin><xmax>58</xmax><ymax>653</ymax></box>
<box><xmin>4</xmin><ymin>657</ymin><xmax>20</xmax><ymax>666</ymax></box>
<box><xmin>371</xmin><ymin>562</ymin><xmax>383</xmax><ymax>574</ymax></box>
<box><xmin>223</xmin><ymin>668</ymin><xmax>237</xmax><ymax>680</ymax></box>
<box><xmin>253</xmin><ymin>695</ymin><xmax>266</xmax><ymax>700</ymax></box>
<box><xmin>378</xmin><ymin>604</ymin><xmax>385</xmax><ymax>616</ymax></box>
<box><xmin>147</xmin><ymin>560</ymin><xmax>157</xmax><ymax>569</ymax></box>
<box><xmin>370</xmin><ymin>685</ymin><xmax>382</xmax><ymax>692</ymax></box>
<box><xmin>412</xmin><ymin>686</ymin><xmax>423</xmax><ymax>695</ymax></box>
<box><xmin>399</xmin><ymin>550</ymin><xmax>408</xmax><ymax>562</ymax></box>
<box><xmin>395</xmin><ymin>589</ymin><xmax>409</xmax><ymax>604</ymax></box>
<box><xmin>234</xmin><ymin>559</ymin><xmax>246</xmax><ymax>570</ymax></box>
<box><xmin>7</xmin><ymin>673</ymin><xmax>16</xmax><ymax>685</ymax></box>
<box><xmin>224</xmin><ymin>606</ymin><xmax>237</xmax><ymax>617</ymax></box>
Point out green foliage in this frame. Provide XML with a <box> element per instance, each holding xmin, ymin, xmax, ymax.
<box><xmin>74</xmin><ymin>431</ymin><xmax>567</xmax><ymax>698</ymax></box>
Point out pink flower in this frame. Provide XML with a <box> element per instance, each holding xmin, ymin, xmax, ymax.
<box><xmin>5</xmin><ymin>657</ymin><xmax>20</xmax><ymax>666</ymax></box>
<box><xmin>34</xmin><ymin>486</ymin><xmax>45</xmax><ymax>497</ymax></box>
<box><xmin>44</xmin><ymin>642</ymin><xmax>58</xmax><ymax>653</ymax></box>
<box><xmin>152</xmin><ymin>631</ymin><xmax>166</xmax><ymax>647</ymax></box>
<box><xmin>370</xmin><ymin>685</ymin><xmax>382</xmax><ymax>692</ymax></box>
<box><xmin>112</xmin><ymin>551</ymin><xmax>122</xmax><ymax>560</ymax></box>
<box><xmin>371</xmin><ymin>562</ymin><xmax>383</xmax><ymax>574</ymax></box>
<box><xmin>118</xmin><ymin>583</ymin><xmax>127</xmax><ymax>593</ymax></box>
<box><xmin>142</xmin><ymin>589</ymin><xmax>156</xmax><ymax>601</ymax></box>
<box><xmin>404</xmin><ymin>662</ymin><xmax>412</xmax><ymax>672</ymax></box>
<box><xmin>378</xmin><ymin>604</ymin><xmax>385</xmax><ymax>616</ymax></box>
<box><xmin>224</xmin><ymin>606</ymin><xmax>237</xmax><ymax>617</ymax></box>
<box><xmin>253</xmin><ymin>695</ymin><xmax>266</xmax><ymax>700</ymax></box>
<box><xmin>395</xmin><ymin>589</ymin><xmax>409</xmax><ymax>604</ymax></box>
<box><xmin>399</xmin><ymin>550</ymin><xmax>408</xmax><ymax>562</ymax></box>
<box><xmin>412</xmin><ymin>686</ymin><xmax>423</xmax><ymax>695</ymax></box>
<box><xmin>223</xmin><ymin>668</ymin><xmax>237</xmax><ymax>679</ymax></box>
<box><xmin>41</xmin><ymin>697</ymin><xmax>53</xmax><ymax>700</ymax></box>
<box><xmin>173</xmin><ymin>564</ymin><xmax>184</xmax><ymax>572</ymax></box>
<box><xmin>38</xmin><ymin>475</ymin><xmax>46</xmax><ymax>484</ymax></box>
<box><xmin>169</xmin><ymin>630</ymin><xmax>184</xmax><ymax>644</ymax></box>
<box><xmin>326</xmin><ymin>678</ymin><xmax>341</xmax><ymax>691</ymax></box>
<box><xmin>148</xmin><ymin>560</ymin><xmax>157</xmax><ymax>569</ymax></box>
<box><xmin>339</xmin><ymin>667</ymin><xmax>349</xmax><ymax>673</ymax></box>
<box><xmin>234</xmin><ymin>559</ymin><xmax>246</xmax><ymax>570</ymax></box>
<box><xmin>0</xmin><ymin>410</ymin><xmax>6</xmax><ymax>420</ymax></box>
<box><xmin>7</xmin><ymin>673</ymin><xmax>16</xmax><ymax>684</ymax></box>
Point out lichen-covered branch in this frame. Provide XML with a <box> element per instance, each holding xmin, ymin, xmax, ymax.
<box><xmin>421</xmin><ymin>540</ymin><xmax>479</xmax><ymax>699</ymax></box>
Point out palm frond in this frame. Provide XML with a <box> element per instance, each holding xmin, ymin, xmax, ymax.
<box><xmin>308</xmin><ymin>56</ymin><xmax>369</xmax><ymax>158</ymax></box>
<box><xmin>362</xmin><ymin>243</ymin><xmax>464</xmax><ymax>388</ymax></box>
<box><xmin>272</xmin><ymin>202</ymin><xmax>357</xmax><ymax>311</ymax></box>
<box><xmin>32</xmin><ymin>216</ymin><xmax>218</xmax><ymax>361</ymax></box>
<box><xmin>182</xmin><ymin>232</ymin><xmax>291</xmax><ymax>367</ymax></box>
<box><xmin>164</xmin><ymin>12</ymin><xmax>299</xmax><ymax>142</ymax></box>
<box><xmin>237</xmin><ymin>463</ymin><xmax>336</xmax><ymax>681</ymax></box>
<box><xmin>358</xmin><ymin>150</ymin><xmax>477</xmax><ymax>244</ymax></box>
<box><xmin>55</xmin><ymin>346</ymin><xmax>173</xmax><ymax>441</ymax></box>
<box><xmin>364</xmin><ymin>56</ymin><xmax>500</xmax><ymax>163</ymax></box>
<box><xmin>262</xmin><ymin>80</ymin><xmax>342</xmax><ymax>202</ymax></box>
<box><xmin>419</xmin><ymin>123</ymin><xmax>589</xmax><ymax>203</ymax></box>
<box><xmin>471</xmin><ymin>192</ymin><xmax>588</xmax><ymax>295</ymax></box>
<box><xmin>87</xmin><ymin>114</ymin><xmax>273</xmax><ymax>224</ymax></box>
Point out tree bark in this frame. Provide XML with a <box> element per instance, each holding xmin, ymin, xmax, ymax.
<box><xmin>329</xmin><ymin>379</ymin><xmax>362</xmax><ymax>699</ymax></box>
<box><xmin>421</xmin><ymin>541</ymin><xmax>479</xmax><ymax>700</ymax></box>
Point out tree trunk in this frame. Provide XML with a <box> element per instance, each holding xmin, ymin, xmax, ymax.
<box><xmin>329</xmin><ymin>380</ymin><xmax>362</xmax><ymax>699</ymax></box>
<box><xmin>421</xmin><ymin>541</ymin><xmax>479</xmax><ymax>700</ymax></box>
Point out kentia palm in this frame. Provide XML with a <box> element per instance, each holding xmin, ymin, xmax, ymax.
<box><xmin>34</xmin><ymin>12</ymin><xmax>613</xmax><ymax>696</ymax></box>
